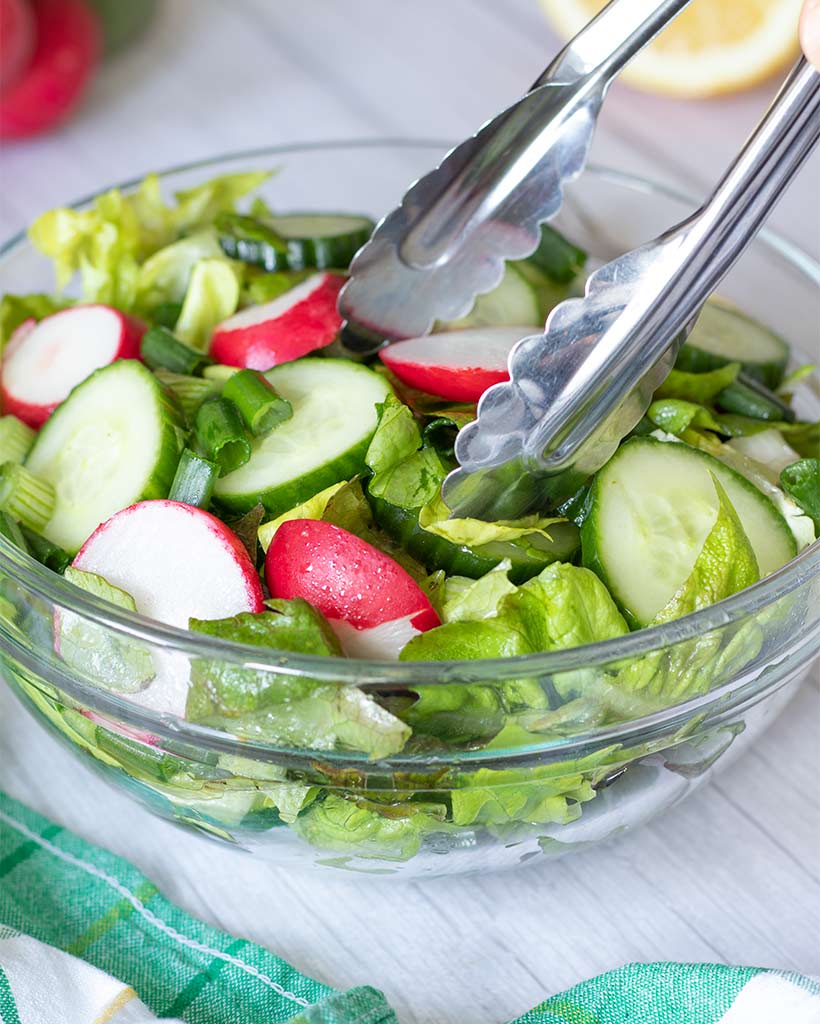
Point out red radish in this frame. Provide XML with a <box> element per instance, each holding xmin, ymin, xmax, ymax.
<box><xmin>210</xmin><ymin>272</ymin><xmax>344</xmax><ymax>370</ymax></box>
<box><xmin>0</xmin><ymin>0</ymin><xmax>36</xmax><ymax>92</ymax></box>
<box><xmin>266</xmin><ymin>519</ymin><xmax>440</xmax><ymax>659</ymax></box>
<box><xmin>1</xmin><ymin>304</ymin><xmax>145</xmax><ymax>428</ymax></box>
<box><xmin>379</xmin><ymin>325</ymin><xmax>541</xmax><ymax>403</ymax></box>
<box><xmin>0</xmin><ymin>0</ymin><xmax>100</xmax><ymax>140</ymax></box>
<box><xmin>73</xmin><ymin>500</ymin><xmax>264</xmax><ymax>717</ymax></box>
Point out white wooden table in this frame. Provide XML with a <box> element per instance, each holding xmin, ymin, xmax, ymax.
<box><xmin>1</xmin><ymin>3</ymin><xmax>818</xmax><ymax>1022</ymax></box>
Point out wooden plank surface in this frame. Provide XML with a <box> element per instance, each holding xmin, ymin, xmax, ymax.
<box><xmin>0</xmin><ymin>3</ymin><xmax>818</xmax><ymax>1022</ymax></box>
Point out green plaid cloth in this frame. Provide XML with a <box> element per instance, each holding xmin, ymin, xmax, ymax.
<box><xmin>0</xmin><ymin>789</ymin><xmax>817</xmax><ymax>1024</ymax></box>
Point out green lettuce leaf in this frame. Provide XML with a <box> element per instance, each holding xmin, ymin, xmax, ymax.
<box><xmin>173</xmin><ymin>258</ymin><xmax>240</xmax><ymax>351</ymax></box>
<box><xmin>59</xmin><ymin>567</ymin><xmax>155</xmax><ymax>692</ymax></box>
<box><xmin>441</xmin><ymin>561</ymin><xmax>517</xmax><ymax>623</ymax></box>
<box><xmin>450</xmin><ymin>764</ymin><xmax>595</xmax><ymax>829</ymax></box>
<box><xmin>135</xmin><ymin>230</ymin><xmax>226</xmax><ymax>313</ymax></box>
<box><xmin>364</xmin><ymin>395</ymin><xmax>446</xmax><ymax>508</ymax></box>
<box><xmin>28</xmin><ymin>170</ymin><xmax>268</xmax><ymax>311</ymax></box>
<box><xmin>293</xmin><ymin>793</ymin><xmax>448</xmax><ymax>861</ymax></box>
<box><xmin>655</xmin><ymin>363</ymin><xmax>740</xmax><ymax>403</ymax></box>
<box><xmin>780</xmin><ymin>459</ymin><xmax>820</xmax><ymax>531</ymax></box>
<box><xmin>418</xmin><ymin>490</ymin><xmax>566</xmax><ymax>546</ymax></box>
<box><xmin>187</xmin><ymin>603</ymin><xmax>410</xmax><ymax>758</ymax></box>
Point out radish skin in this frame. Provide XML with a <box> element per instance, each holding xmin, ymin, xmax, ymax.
<box><xmin>1</xmin><ymin>305</ymin><xmax>146</xmax><ymax>428</ymax></box>
<box><xmin>210</xmin><ymin>272</ymin><xmax>344</xmax><ymax>370</ymax></box>
<box><xmin>379</xmin><ymin>325</ymin><xmax>541</xmax><ymax>402</ymax></box>
<box><xmin>266</xmin><ymin>519</ymin><xmax>439</xmax><ymax>658</ymax></box>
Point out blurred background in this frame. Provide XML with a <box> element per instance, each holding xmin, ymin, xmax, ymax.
<box><xmin>0</xmin><ymin>0</ymin><xmax>817</xmax><ymax>262</ymax></box>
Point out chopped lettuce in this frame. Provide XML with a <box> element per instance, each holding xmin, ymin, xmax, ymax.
<box><xmin>450</xmin><ymin>765</ymin><xmax>595</xmax><ymax>830</ymax></box>
<box><xmin>59</xmin><ymin>567</ymin><xmax>155</xmax><ymax>693</ymax></box>
<box><xmin>135</xmin><ymin>230</ymin><xmax>226</xmax><ymax>313</ymax></box>
<box><xmin>293</xmin><ymin>793</ymin><xmax>448</xmax><ymax>861</ymax></box>
<box><xmin>173</xmin><ymin>258</ymin><xmax>240</xmax><ymax>351</ymax></box>
<box><xmin>441</xmin><ymin>561</ymin><xmax>517</xmax><ymax>623</ymax></box>
<box><xmin>780</xmin><ymin>459</ymin><xmax>820</xmax><ymax>531</ymax></box>
<box><xmin>187</xmin><ymin>603</ymin><xmax>410</xmax><ymax>758</ymax></box>
<box><xmin>655</xmin><ymin>363</ymin><xmax>741</xmax><ymax>403</ymax></box>
<box><xmin>28</xmin><ymin>170</ymin><xmax>269</xmax><ymax>311</ymax></box>
<box><xmin>646</xmin><ymin>399</ymin><xmax>726</xmax><ymax>437</ymax></box>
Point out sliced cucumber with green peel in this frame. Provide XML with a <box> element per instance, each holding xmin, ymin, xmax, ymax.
<box><xmin>369</xmin><ymin>493</ymin><xmax>580</xmax><ymax>583</ymax></box>
<box><xmin>213</xmin><ymin>359</ymin><xmax>391</xmax><ymax>515</ymax></box>
<box><xmin>218</xmin><ymin>211</ymin><xmax>374</xmax><ymax>272</ymax></box>
<box><xmin>438</xmin><ymin>264</ymin><xmax>541</xmax><ymax>330</ymax></box>
<box><xmin>581</xmin><ymin>436</ymin><xmax>796</xmax><ymax>626</ymax></box>
<box><xmin>715</xmin><ymin>376</ymin><xmax>795</xmax><ymax>423</ymax></box>
<box><xmin>25</xmin><ymin>360</ymin><xmax>184</xmax><ymax>554</ymax></box>
<box><xmin>676</xmin><ymin>300</ymin><xmax>789</xmax><ymax>390</ymax></box>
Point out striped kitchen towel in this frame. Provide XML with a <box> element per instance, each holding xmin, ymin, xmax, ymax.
<box><xmin>0</xmin><ymin>790</ymin><xmax>817</xmax><ymax>1024</ymax></box>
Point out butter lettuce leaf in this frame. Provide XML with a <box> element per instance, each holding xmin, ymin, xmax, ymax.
<box><xmin>187</xmin><ymin>603</ymin><xmax>410</xmax><ymax>758</ymax></box>
<box><xmin>655</xmin><ymin>363</ymin><xmax>741</xmax><ymax>403</ymax></box>
<box><xmin>173</xmin><ymin>258</ymin><xmax>240</xmax><ymax>351</ymax></box>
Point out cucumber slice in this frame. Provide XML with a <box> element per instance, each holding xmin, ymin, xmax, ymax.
<box><xmin>218</xmin><ymin>211</ymin><xmax>374</xmax><ymax>272</ymax></box>
<box><xmin>438</xmin><ymin>264</ymin><xmax>541</xmax><ymax>330</ymax></box>
<box><xmin>369</xmin><ymin>493</ymin><xmax>580</xmax><ymax>583</ymax></box>
<box><xmin>676</xmin><ymin>300</ymin><xmax>789</xmax><ymax>390</ymax></box>
<box><xmin>581</xmin><ymin>436</ymin><xmax>797</xmax><ymax>626</ymax></box>
<box><xmin>25</xmin><ymin>361</ymin><xmax>184</xmax><ymax>554</ymax></box>
<box><xmin>213</xmin><ymin>359</ymin><xmax>390</xmax><ymax>515</ymax></box>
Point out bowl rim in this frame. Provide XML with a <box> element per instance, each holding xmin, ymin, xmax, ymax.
<box><xmin>1</xmin><ymin>139</ymin><xmax>819</xmax><ymax>760</ymax></box>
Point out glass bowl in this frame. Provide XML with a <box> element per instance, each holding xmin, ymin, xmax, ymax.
<box><xmin>1</xmin><ymin>142</ymin><xmax>818</xmax><ymax>878</ymax></box>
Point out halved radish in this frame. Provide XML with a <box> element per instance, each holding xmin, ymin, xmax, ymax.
<box><xmin>266</xmin><ymin>519</ymin><xmax>440</xmax><ymax>659</ymax></box>
<box><xmin>210</xmin><ymin>272</ymin><xmax>344</xmax><ymax>370</ymax></box>
<box><xmin>73</xmin><ymin>500</ymin><xmax>264</xmax><ymax>717</ymax></box>
<box><xmin>0</xmin><ymin>0</ymin><xmax>101</xmax><ymax>140</ymax></box>
<box><xmin>379</xmin><ymin>325</ymin><xmax>541</xmax><ymax>402</ymax></box>
<box><xmin>1</xmin><ymin>304</ymin><xmax>145</xmax><ymax>428</ymax></box>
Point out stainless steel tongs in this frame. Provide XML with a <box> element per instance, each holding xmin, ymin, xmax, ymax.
<box><xmin>339</xmin><ymin>0</ymin><xmax>695</xmax><ymax>348</ymax></box>
<box><xmin>441</xmin><ymin>58</ymin><xmax>820</xmax><ymax>519</ymax></box>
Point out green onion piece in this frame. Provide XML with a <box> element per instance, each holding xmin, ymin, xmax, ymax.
<box><xmin>152</xmin><ymin>301</ymin><xmax>184</xmax><ymax>329</ymax></box>
<box><xmin>202</xmin><ymin>364</ymin><xmax>240</xmax><ymax>386</ymax></box>
<box><xmin>0</xmin><ymin>508</ymin><xmax>28</xmax><ymax>551</ymax></box>
<box><xmin>141</xmin><ymin>326</ymin><xmax>213</xmax><ymax>376</ymax></box>
<box><xmin>0</xmin><ymin>414</ymin><xmax>36</xmax><ymax>465</ymax></box>
<box><xmin>19</xmin><ymin>525</ymin><xmax>70</xmax><ymax>573</ymax></box>
<box><xmin>222</xmin><ymin>368</ymin><xmax>292</xmax><ymax>437</ymax></box>
<box><xmin>154</xmin><ymin>369</ymin><xmax>217</xmax><ymax>421</ymax></box>
<box><xmin>169</xmin><ymin>448</ymin><xmax>218</xmax><ymax>508</ymax></box>
<box><xmin>0</xmin><ymin>462</ymin><xmax>55</xmax><ymax>532</ymax></box>
<box><xmin>193</xmin><ymin>398</ymin><xmax>251</xmax><ymax>476</ymax></box>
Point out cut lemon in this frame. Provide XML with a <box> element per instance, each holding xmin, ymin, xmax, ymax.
<box><xmin>539</xmin><ymin>0</ymin><xmax>802</xmax><ymax>98</ymax></box>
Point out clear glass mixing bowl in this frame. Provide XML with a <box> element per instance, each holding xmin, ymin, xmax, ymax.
<box><xmin>1</xmin><ymin>141</ymin><xmax>818</xmax><ymax>877</ymax></box>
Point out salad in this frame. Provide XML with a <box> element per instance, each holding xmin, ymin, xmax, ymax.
<box><xmin>0</xmin><ymin>168</ymin><xmax>817</xmax><ymax>863</ymax></box>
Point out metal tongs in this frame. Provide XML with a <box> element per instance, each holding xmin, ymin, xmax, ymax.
<box><xmin>340</xmin><ymin>2</ymin><xmax>820</xmax><ymax>519</ymax></box>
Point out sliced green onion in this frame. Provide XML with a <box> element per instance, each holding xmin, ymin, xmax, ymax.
<box><xmin>20</xmin><ymin>525</ymin><xmax>71</xmax><ymax>573</ymax></box>
<box><xmin>193</xmin><ymin>397</ymin><xmax>251</xmax><ymax>477</ymax></box>
<box><xmin>154</xmin><ymin>369</ymin><xmax>217</xmax><ymax>420</ymax></box>
<box><xmin>222</xmin><ymin>368</ymin><xmax>293</xmax><ymax>437</ymax></box>
<box><xmin>0</xmin><ymin>508</ymin><xmax>28</xmax><ymax>551</ymax></box>
<box><xmin>202</xmin><ymin>364</ymin><xmax>240</xmax><ymax>386</ymax></box>
<box><xmin>152</xmin><ymin>301</ymin><xmax>184</xmax><ymax>329</ymax></box>
<box><xmin>0</xmin><ymin>414</ymin><xmax>36</xmax><ymax>465</ymax></box>
<box><xmin>0</xmin><ymin>461</ymin><xmax>55</xmax><ymax>532</ymax></box>
<box><xmin>169</xmin><ymin>448</ymin><xmax>218</xmax><ymax>507</ymax></box>
<box><xmin>141</xmin><ymin>326</ymin><xmax>213</xmax><ymax>376</ymax></box>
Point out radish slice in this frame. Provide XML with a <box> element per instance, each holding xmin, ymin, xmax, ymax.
<box><xmin>1</xmin><ymin>304</ymin><xmax>145</xmax><ymax>428</ymax></box>
<box><xmin>266</xmin><ymin>519</ymin><xmax>440</xmax><ymax>659</ymax></box>
<box><xmin>73</xmin><ymin>500</ymin><xmax>264</xmax><ymax>716</ymax></box>
<box><xmin>379</xmin><ymin>325</ymin><xmax>542</xmax><ymax>402</ymax></box>
<box><xmin>0</xmin><ymin>0</ymin><xmax>100</xmax><ymax>140</ymax></box>
<box><xmin>210</xmin><ymin>272</ymin><xmax>344</xmax><ymax>370</ymax></box>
